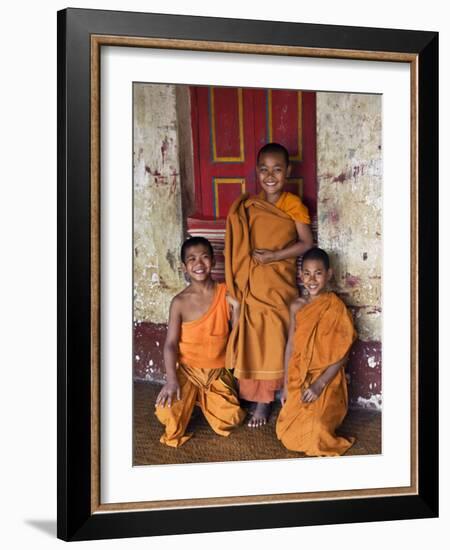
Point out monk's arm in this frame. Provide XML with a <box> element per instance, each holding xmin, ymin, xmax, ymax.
<box><xmin>281</xmin><ymin>299</ymin><xmax>303</xmax><ymax>405</ymax></box>
<box><xmin>275</xmin><ymin>222</ymin><xmax>313</xmax><ymax>260</ymax></box>
<box><xmin>302</xmin><ymin>354</ymin><xmax>349</xmax><ymax>403</ymax></box>
<box><xmin>226</xmin><ymin>293</ymin><xmax>240</xmax><ymax>329</ymax></box>
<box><xmin>319</xmin><ymin>355</ymin><xmax>349</xmax><ymax>386</ymax></box>
<box><xmin>156</xmin><ymin>298</ymin><xmax>182</xmax><ymax>408</ymax></box>
<box><xmin>253</xmin><ymin>222</ymin><xmax>313</xmax><ymax>264</ymax></box>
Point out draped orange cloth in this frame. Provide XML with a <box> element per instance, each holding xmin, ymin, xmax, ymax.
<box><xmin>179</xmin><ymin>283</ymin><xmax>231</xmax><ymax>371</ymax></box>
<box><xmin>155</xmin><ymin>283</ymin><xmax>244</xmax><ymax>447</ymax></box>
<box><xmin>225</xmin><ymin>192</ymin><xmax>310</xmax><ymax>401</ymax></box>
<box><xmin>276</xmin><ymin>292</ymin><xmax>357</xmax><ymax>456</ymax></box>
<box><xmin>270</xmin><ymin>191</ymin><xmax>310</xmax><ymax>225</ymax></box>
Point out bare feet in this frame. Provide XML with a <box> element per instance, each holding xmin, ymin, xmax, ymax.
<box><xmin>247</xmin><ymin>402</ymin><xmax>271</xmax><ymax>428</ymax></box>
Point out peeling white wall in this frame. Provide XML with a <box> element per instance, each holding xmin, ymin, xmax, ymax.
<box><xmin>133</xmin><ymin>84</ymin><xmax>186</xmax><ymax>323</ymax></box>
<box><xmin>316</xmin><ymin>93</ymin><xmax>382</xmax><ymax>341</ymax></box>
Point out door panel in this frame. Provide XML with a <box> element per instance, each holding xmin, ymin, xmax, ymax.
<box><xmin>190</xmin><ymin>86</ymin><xmax>316</xmax><ymax>219</ymax></box>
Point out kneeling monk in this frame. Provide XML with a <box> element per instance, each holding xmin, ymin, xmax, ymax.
<box><xmin>155</xmin><ymin>236</ymin><xmax>245</xmax><ymax>447</ymax></box>
<box><xmin>276</xmin><ymin>247</ymin><xmax>357</xmax><ymax>456</ymax></box>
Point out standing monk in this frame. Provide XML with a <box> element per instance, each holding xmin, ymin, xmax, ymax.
<box><xmin>225</xmin><ymin>143</ymin><xmax>313</xmax><ymax>427</ymax></box>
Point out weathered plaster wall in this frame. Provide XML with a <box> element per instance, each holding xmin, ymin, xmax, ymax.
<box><xmin>316</xmin><ymin>92</ymin><xmax>382</xmax><ymax>408</ymax></box>
<box><xmin>133</xmin><ymin>83</ymin><xmax>186</xmax><ymax>325</ymax></box>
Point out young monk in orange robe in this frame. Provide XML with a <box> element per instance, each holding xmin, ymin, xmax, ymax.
<box><xmin>155</xmin><ymin>236</ymin><xmax>245</xmax><ymax>447</ymax></box>
<box><xmin>276</xmin><ymin>247</ymin><xmax>356</xmax><ymax>456</ymax></box>
<box><xmin>225</xmin><ymin>143</ymin><xmax>313</xmax><ymax>427</ymax></box>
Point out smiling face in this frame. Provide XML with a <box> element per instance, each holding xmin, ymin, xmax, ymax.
<box><xmin>301</xmin><ymin>258</ymin><xmax>332</xmax><ymax>299</ymax></box>
<box><xmin>182</xmin><ymin>244</ymin><xmax>215</xmax><ymax>282</ymax></box>
<box><xmin>256</xmin><ymin>151</ymin><xmax>291</xmax><ymax>202</ymax></box>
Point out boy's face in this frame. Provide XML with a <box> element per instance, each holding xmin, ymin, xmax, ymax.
<box><xmin>256</xmin><ymin>151</ymin><xmax>291</xmax><ymax>198</ymax></box>
<box><xmin>182</xmin><ymin>244</ymin><xmax>215</xmax><ymax>282</ymax></box>
<box><xmin>301</xmin><ymin>259</ymin><xmax>332</xmax><ymax>298</ymax></box>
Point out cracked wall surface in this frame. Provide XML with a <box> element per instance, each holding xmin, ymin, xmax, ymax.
<box><xmin>133</xmin><ymin>84</ymin><xmax>186</xmax><ymax>324</ymax></box>
<box><xmin>317</xmin><ymin>92</ymin><xmax>382</xmax><ymax>342</ymax></box>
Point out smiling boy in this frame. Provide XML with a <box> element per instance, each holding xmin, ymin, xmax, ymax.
<box><xmin>225</xmin><ymin>143</ymin><xmax>313</xmax><ymax>427</ymax></box>
<box><xmin>155</xmin><ymin>236</ymin><xmax>244</xmax><ymax>447</ymax></box>
<box><xmin>276</xmin><ymin>247</ymin><xmax>357</xmax><ymax>456</ymax></box>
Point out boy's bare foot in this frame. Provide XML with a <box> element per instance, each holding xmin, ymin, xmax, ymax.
<box><xmin>247</xmin><ymin>402</ymin><xmax>271</xmax><ymax>427</ymax></box>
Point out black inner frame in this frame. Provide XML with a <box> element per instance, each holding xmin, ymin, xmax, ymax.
<box><xmin>57</xmin><ymin>8</ymin><xmax>438</xmax><ymax>541</ymax></box>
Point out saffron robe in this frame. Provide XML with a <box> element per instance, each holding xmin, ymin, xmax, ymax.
<box><xmin>225</xmin><ymin>192</ymin><xmax>310</xmax><ymax>401</ymax></box>
<box><xmin>155</xmin><ymin>283</ymin><xmax>245</xmax><ymax>447</ymax></box>
<box><xmin>276</xmin><ymin>292</ymin><xmax>356</xmax><ymax>456</ymax></box>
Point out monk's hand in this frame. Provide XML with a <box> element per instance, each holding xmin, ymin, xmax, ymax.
<box><xmin>252</xmin><ymin>249</ymin><xmax>277</xmax><ymax>264</ymax></box>
<box><xmin>226</xmin><ymin>292</ymin><xmax>240</xmax><ymax>310</ymax></box>
<box><xmin>302</xmin><ymin>380</ymin><xmax>325</xmax><ymax>403</ymax></box>
<box><xmin>155</xmin><ymin>380</ymin><xmax>181</xmax><ymax>408</ymax></box>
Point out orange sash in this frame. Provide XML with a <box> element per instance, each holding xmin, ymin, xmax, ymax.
<box><xmin>178</xmin><ymin>282</ymin><xmax>230</xmax><ymax>370</ymax></box>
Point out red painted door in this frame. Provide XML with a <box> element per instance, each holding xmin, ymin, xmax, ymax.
<box><xmin>190</xmin><ymin>86</ymin><xmax>317</xmax><ymax>219</ymax></box>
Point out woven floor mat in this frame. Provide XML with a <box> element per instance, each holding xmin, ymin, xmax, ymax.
<box><xmin>134</xmin><ymin>380</ymin><xmax>381</xmax><ymax>466</ymax></box>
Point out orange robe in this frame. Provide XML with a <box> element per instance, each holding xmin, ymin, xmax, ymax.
<box><xmin>155</xmin><ymin>283</ymin><xmax>245</xmax><ymax>447</ymax></box>
<box><xmin>225</xmin><ymin>192</ymin><xmax>310</xmax><ymax>402</ymax></box>
<box><xmin>276</xmin><ymin>292</ymin><xmax>356</xmax><ymax>456</ymax></box>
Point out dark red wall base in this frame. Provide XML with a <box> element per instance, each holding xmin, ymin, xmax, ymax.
<box><xmin>133</xmin><ymin>322</ymin><xmax>167</xmax><ymax>384</ymax></box>
<box><xmin>134</xmin><ymin>322</ymin><xmax>382</xmax><ymax>409</ymax></box>
<box><xmin>347</xmin><ymin>340</ymin><xmax>382</xmax><ymax>409</ymax></box>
